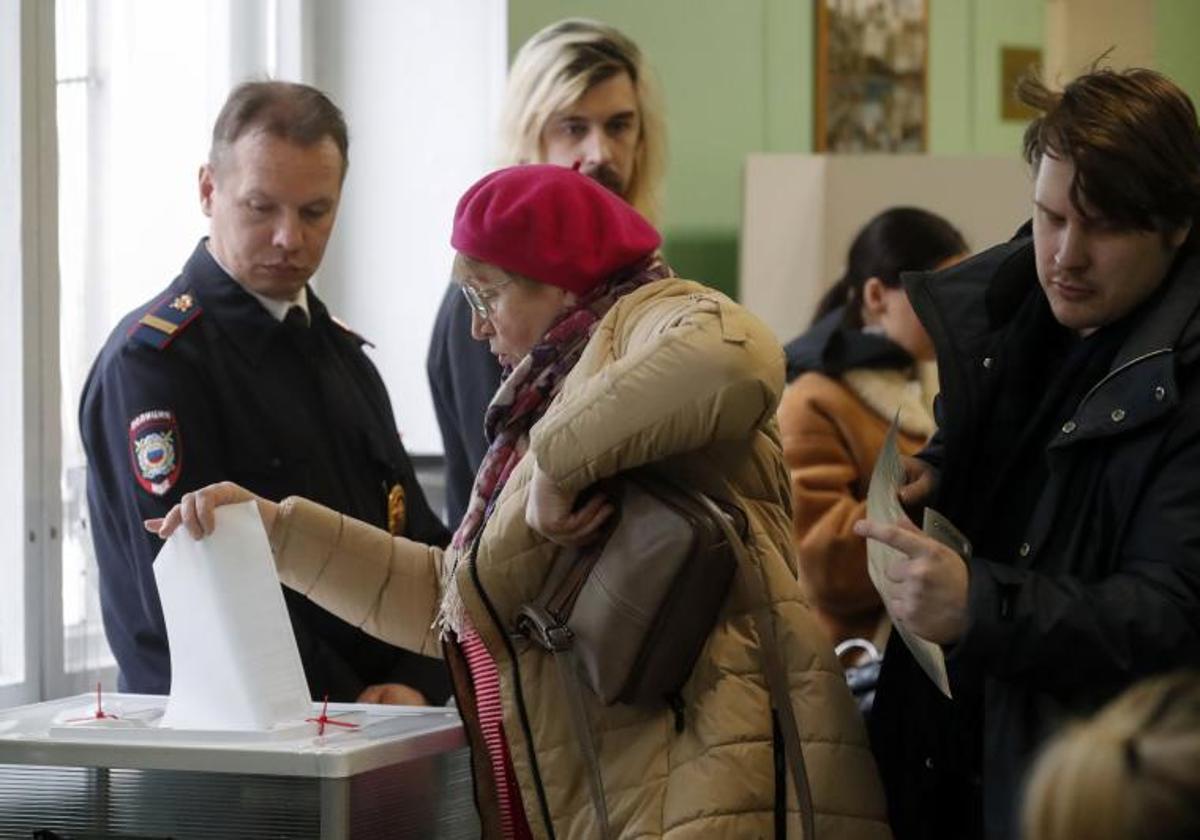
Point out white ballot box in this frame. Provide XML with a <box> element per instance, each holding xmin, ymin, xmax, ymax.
<box><xmin>0</xmin><ymin>693</ymin><xmax>478</xmax><ymax>839</ymax></box>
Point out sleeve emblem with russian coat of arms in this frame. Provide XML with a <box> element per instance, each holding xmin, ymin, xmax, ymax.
<box><xmin>129</xmin><ymin>410</ymin><xmax>183</xmax><ymax>496</ymax></box>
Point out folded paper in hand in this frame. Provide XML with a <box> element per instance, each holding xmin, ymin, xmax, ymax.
<box><xmin>865</xmin><ymin>418</ymin><xmax>964</xmax><ymax>699</ymax></box>
<box><xmin>153</xmin><ymin>501</ymin><xmax>311</xmax><ymax>730</ymax></box>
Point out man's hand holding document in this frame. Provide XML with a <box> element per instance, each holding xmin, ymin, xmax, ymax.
<box><xmin>855</xmin><ymin>418</ymin><xmax>973</xmax><ymax>699</ymax></box>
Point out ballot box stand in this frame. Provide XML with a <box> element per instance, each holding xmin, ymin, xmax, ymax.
<box><xmin>0</xmin><ymin>694</ymin><xmax>480</xmax><ymax>839</ymax></box>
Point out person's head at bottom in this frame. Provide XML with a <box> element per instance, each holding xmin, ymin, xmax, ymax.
<box><xmin>1022</xmin><ymin>670</ymin><xmax>1200</xmax><ymax>840</ymax></box>
<box><xmin>450</xmin><ymin>163</ymin><xmax>661</xmax><ymax>370</ymax></box>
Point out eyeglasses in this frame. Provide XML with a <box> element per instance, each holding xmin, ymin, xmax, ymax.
<box><xmin>460</xmin><ymin>282</ymin><xmax>504</xmax><ymax>320</ymax></box>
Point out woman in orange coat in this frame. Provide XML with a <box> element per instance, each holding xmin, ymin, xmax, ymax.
<box><xmin>777</xmin><ymin>207</ymin><xmax>967</xmax><ymax>658</ymax></box>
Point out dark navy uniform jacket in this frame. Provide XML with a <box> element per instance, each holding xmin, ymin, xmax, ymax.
<box><xmin>80</xmin><ymin>239</ymin><xmax>452</xmax><ymax>702</ymax></box>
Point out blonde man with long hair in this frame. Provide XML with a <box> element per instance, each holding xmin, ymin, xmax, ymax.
<box><xmin>495</xmin><ymin>18</ymin><xmax>666</xmax><ymax>222</ymax></box>
<box><xmin>428</xmin><ymin>18</ymin><xmax>669</xmax><ymax>528</ymax></box>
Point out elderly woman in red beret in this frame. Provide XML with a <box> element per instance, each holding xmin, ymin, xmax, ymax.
<box><xmin>149</xmin><ymin>165</ymin><xmax>890</xmax><ymax>840</ymax></box>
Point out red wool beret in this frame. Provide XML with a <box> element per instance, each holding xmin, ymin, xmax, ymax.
<box><xmin>451</xmin><ymin>164</ymin><xmax>661</xmax><ymax>295</ymax></box>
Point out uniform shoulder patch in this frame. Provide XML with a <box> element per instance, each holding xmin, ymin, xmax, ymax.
<box><xmin>330</xmin><ymin>314</ymin><xmax>375</xmax><ymax>348</ymax></box>
<box><xmin>129</xmin><ymin>292</ymin><xmax>203</xmax><ymax>350</ymax></box>
<box><xmin>129</xmin><ymin>410</ymin><xmax>183</xmax><ymax>496</ymax></box>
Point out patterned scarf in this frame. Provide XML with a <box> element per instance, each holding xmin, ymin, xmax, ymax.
<box><xmin>436</xmin><ymin>255</ymin><xmax>674</xmax><ymax>637</ymax></box>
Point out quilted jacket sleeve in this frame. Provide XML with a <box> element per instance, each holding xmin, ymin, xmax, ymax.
<box><xmin>269</xmin><ymin>496</ymin><xmax>447</xmax><ymax>658</ymax></box>
<box><xmin>530</xmin><ymin>289</ymin><xmax>785</xmax><ymax>493</ymax></box>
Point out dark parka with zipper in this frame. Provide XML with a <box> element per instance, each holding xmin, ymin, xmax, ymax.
<box><xmin>869</xmin><ymin>231</ymin><xmax>1200</xmax><ymax>840</ymax></box>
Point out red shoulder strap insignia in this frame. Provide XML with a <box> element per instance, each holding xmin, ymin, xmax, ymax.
<box><xmin>129</xmin><ymin>292</ymin><xmax>203</xmax><ymax>350</ymax></box>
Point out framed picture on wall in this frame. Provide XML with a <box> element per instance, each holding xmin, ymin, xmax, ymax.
<box><xmin>815</xmin><ymin>0</ymin><xmax>928</xmax><ymax>153</ymax></box>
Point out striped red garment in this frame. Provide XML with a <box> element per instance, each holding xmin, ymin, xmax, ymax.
<box><xmin>461</xmin><ymin>627</ymin><xmax>534</xmax><ymax>839</ymax></box>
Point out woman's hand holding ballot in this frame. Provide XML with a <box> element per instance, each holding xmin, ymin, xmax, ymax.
<box><xmin>145</xmin><ymin>481</ymin><xmax>279</xmax><ymax>540</ymax></box>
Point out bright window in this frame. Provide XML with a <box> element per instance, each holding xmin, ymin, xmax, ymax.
<box><xmin>56</xmin><ymin>0</ymin><xmax>219</xmax><ymax>685</ymax></box>
<box><xmin>36</xmin><ymin>0</ymin><xmax>504</xmax><ymax>705</ymax></box>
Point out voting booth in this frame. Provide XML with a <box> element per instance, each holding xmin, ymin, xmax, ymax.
<box><xmin>0</xmin><ymin>694</ymin><xmax>477</xmax><ymax>838</ymax></box>
<box><xmin>740</xmin><ymin>154</ymin><xmax>1034</xmax><ymax>342</ymax></box>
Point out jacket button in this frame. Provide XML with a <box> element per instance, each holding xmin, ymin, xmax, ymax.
<box><xmin>1061</xmin><ymin>420</ymin><xmax>1077</xmax><ymax>434</ymax></box>
<box><xmin>1111</xmin><ymin>409</ymin><xmax>1126</xmax><ymax>423</ymax></box>
<box><xmin>1154</xmin><ymin>386</ymin><xmax>1166</xmax><ymax>401</ymax></box>
<box><xmin>1019</xmin><ymin>542</ymin><xmax>1030</xmax><ymax>557</ymax></box>
<box><xmin>982</xmin><ymin>357</ymin><xmax>994</xmax><ymax>369</ymax></box>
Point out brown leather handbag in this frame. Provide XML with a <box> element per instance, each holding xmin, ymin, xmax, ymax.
<box><xmin>516</xmin><ymin>470</ymin><xmax>815</xmax><ymax>839</ymax></box>
<box><xmin>516</xmin><ymin>470</ymin><xmax>743</xmax><ymax>706</ymax></box>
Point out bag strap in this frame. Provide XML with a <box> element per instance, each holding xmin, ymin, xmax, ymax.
<box><xmin>752</xmin><ymin>604</ymin><xmax>816</xmax><ymax>839</ymax></box>
<box><xmin>695</xmin><ymin>492</ymin><xmax>817</xmax><ymax>840</ymax></box>
<box><xmin>521</xmin><ymin>486</ymin><xmax>815</xmax><ymax>840</ymax></box>
<box><xmin>554</xmin><ymin>646</ymin><xmax>612</xmax><ymax>839</ymax></box>
<box><xmin>516</xmin><ymin>604</ymin><xmax>613</xmax><ymax>839</ymax></box>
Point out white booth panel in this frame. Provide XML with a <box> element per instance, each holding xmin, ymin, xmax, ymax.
<box><xmin>741</xmin><ymin>154</ymin><xmax>1033</xmax><ymax>342</ymax></box>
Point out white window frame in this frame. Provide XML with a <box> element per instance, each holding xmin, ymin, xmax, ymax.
<box><xmin>1</xmin><ymin>0</ymin><xmax>63</xmax><ymax>709</ymax></box>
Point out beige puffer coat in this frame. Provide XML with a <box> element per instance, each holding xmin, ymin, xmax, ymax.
<box><xmin>269</xmin><ymin>278</ymin><xmax>891</xmax><ymax>839</ymax></box>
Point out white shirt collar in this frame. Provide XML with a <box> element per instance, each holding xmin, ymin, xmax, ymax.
<box><xmin>247</xmin><ymin>285</ymin><xmax>309</xmax><ymax>323</ymax></box>
<box><xmin>205</xmin><ymin>240</ymin><xmax>310</xmax><ymax>323</ymax></box>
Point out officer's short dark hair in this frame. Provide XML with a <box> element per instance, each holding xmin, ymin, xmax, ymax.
<box><xmin>1018</xmin><ymin>67</ymin><xmax>1200</xmax><ymax>238</ymax></box>
<box><xmin>209</xmin><ymin>80</ymin><xmax>349</xmax><ymax>180</ymax></box>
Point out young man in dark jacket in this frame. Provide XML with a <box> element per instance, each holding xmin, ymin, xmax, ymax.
<box><xmin>854</xmin><ymin>68</ymin><xmax>1200</xmax><ymax>840</ymax></box>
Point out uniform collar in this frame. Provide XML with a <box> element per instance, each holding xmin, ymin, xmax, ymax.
<box><xmin>182</xmin><ymin>238</ymin><xmax>323</xmax><ymax>366</ymax></box>
<box><xmin>203</xmin><ymin>240</ymin><xmax>311</xmax><ymax>322</ymax></box>
<box><xmin>247</xmin><ymin>285</ymin><xmax>309</xmax><ymax>323</ymax></box>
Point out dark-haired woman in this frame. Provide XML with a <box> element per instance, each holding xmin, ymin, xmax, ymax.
<box><xmin>776</xmin><ymin>207</ymin><xmax>967</xmax><ymax>655</ymax></box>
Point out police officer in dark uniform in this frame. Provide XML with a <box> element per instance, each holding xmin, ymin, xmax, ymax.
<box><xmin>80</xmin><ymin>80</ymin><xmax>451</xmax><ymax>704</ymax></box>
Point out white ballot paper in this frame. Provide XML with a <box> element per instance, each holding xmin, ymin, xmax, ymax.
<box><xmin>865</xmin><ymin>419</ymin><xmax>956</xmax><ymax>698</ymax></box>
<box><xmin>154</xmin><ymin>501</ymin><xmax>311</xmax><ymax>730</ymax></box>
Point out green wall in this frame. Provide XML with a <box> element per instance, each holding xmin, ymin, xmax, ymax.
<box><xmin>927</xmin><ymin>0</ymin><xmax>1044</xmax><ymax>154</ymax></box>
<box><xmin>1155</xmin><ymin>0</ymin><xmax>1200</xmax><ymax>105</ymax></box>
<box><xmin>510</xmin><ymin>1</ymin><xmax>1196</xmax><ymax>298</ymax></box>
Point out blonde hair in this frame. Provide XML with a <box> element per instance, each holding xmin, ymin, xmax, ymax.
<box><xmin>1022</xmin><ymin>671</ymin><xmax>1200</xmax><ymax>840</ymax></box>
<box><xmin>496</xmin><ymin>18</ymin><xmax>667</xmax><ymax>224</ymax></box>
